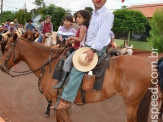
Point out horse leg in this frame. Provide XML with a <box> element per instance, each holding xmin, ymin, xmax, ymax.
<box><xmin>1</xmin><ymin>43</ymin><xmax>6</xmax><ymax>54</ymax></box>
<box><xmin>125</xmin><ymin>106</ymin><xmax>138</xmax><ymax>122</ymax></box>
<box><xmin>44</xmin><ymin>100</ymin><xmax>52</xmax><ymax>118</ymax></box>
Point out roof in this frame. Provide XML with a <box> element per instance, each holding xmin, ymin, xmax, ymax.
<box><xmin>127</xmin><ymin>3</ymin><xmax>163</xmax><ymax>18</ymax></box>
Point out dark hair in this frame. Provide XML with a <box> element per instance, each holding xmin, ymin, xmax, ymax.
<box><xmin>63</xmin><ymin>15</ymin><xmax>73</xmax><ymax>22</ymax></box>
<box><xmin>75</xmin><ymin>10</ymin><xmax>91</xmax><ymax>27</ymax></box>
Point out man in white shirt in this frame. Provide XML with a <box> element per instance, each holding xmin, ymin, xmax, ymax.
<box><xmin>55</xmin><ymin>0</ymin><xmax>114</xmax><ymax>110</ymax></box>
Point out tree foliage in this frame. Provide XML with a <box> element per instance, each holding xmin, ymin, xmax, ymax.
<box><xmin>33</xmin><ymin>0</ymin><xmax>45</xmax><ymax>8</ymax></box>
<box><xmin>14</xmin><ymin>9</ymin><xmax>31</xmax><ymax>25</ymax></box>
<box><xmin>113</xmin><ymin>9</ymin><xmax>149</xmax><ymax>33</ymax></box>
<box><xmin>148</xmin><ymin>9</ymin><xmax>163</xmax><ymax>53</ymax></box>
<box><xmin>85</xmin><ymin>7</ymin><xmax>93</xmax><ymax>14</ymax></box>
<box><xmin>40</xmin><ymin>4</ymin><xmax>67</xmax><ymax>31</ymax></box>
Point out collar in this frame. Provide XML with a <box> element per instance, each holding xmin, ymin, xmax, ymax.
<box><xmin>92</xmin><ymin>5</ymin><xmax>107</xmax><ymax>15</ymax></box>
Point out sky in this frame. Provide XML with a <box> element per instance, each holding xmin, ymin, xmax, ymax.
<box><xmin>2</xmin><ymin>0</ymin><xmax>163</xmax><ymax>13</ymax></box>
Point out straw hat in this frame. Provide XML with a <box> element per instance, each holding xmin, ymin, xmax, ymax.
<box><xmin>73</xmin><ymin>47</ymin><xmax>98</xmax><ymax>72</ymax></box>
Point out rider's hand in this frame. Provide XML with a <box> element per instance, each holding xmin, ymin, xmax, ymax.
<box><xmin>83</xmin><ymin>49</ymin><xmax>94</xmax><ymax>62</ymax></box>
<box><xmin>66</xmin><ymin>37</ymin><xmax>74</xmax><ymax>44</ymax></box>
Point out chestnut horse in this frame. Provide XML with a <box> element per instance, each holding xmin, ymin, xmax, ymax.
<box><xmin>0</xmin><ymin>33</ymin><xmax>152</xmax><ymax>122</ymax></box>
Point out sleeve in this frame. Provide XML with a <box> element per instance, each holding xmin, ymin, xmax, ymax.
<box><xmin>51</xmin><ymin>22</ymin><xmax>53</xmax><ymax>32</ymax></box>
<box><xmin>38</xmin><ymin>22</ymin><xmax>43</xmax><ymax>34</ymax></box>
<box><xmin>91</xmin><ymin>13</ymin><xmax>114</xmax><ymax>51</ymax></box>
<box><xmin>58</xmin><ymin>26</ymin><xmax>63</xmax><ymax>36</ymax></box>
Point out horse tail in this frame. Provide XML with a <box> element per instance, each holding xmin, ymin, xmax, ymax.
<box><xmin>55</xmin><ymin>109</ymin><xmax>71</xmax><ymax>122</ymax></box>
<box><xmin>158</xmin><ymin>57</ymin><xmax>163</xmax><ymax>71</ymax></box>
<box><xmin>137</xmin><ymin>89</ymin><xmax>151</xmax><ymax>122</ymax></box>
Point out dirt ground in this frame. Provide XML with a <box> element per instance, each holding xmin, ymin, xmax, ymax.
<box><xmin>0</xmin><ymin>48</ymin><xmax>162</xmax><ymax>122</ymax></box>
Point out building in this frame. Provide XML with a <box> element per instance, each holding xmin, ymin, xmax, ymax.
<box><xmin>127</xmin><ymin>3</ymin><xmax>163</xmax><ymax>18</ymax></box>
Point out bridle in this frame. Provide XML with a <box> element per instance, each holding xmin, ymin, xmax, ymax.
<box><xmin>0</xmin><ymin>38</ymin><xmax>69</xmax><ymax>93</ymax></box>
<box><xmin>1</xmin><ymin>39</ymin><xmax>18</xmax><ymax>76</ymax></box>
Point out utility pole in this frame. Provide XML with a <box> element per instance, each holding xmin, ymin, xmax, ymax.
<box><xmin>1</xmin><ymin>0</ymin><xmax>3</xmax><ymax>21</ymax></box>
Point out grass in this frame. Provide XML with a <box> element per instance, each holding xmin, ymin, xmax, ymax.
<box><xmin>114</xmin><ymin>39</ymin><xmax>151</xmax><ymax>51</ymax></box>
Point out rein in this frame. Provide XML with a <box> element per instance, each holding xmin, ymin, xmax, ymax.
<box><xmin>1</xmin><ymin>38</ymin><xmax>68</xmax><ymax>93</ymax></box>
<box><xmin>1</xmin><ymin>39</ymin><xmax>68</xmax><ymax>78</ymax></box>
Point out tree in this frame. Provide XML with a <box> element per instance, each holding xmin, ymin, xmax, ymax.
<box><xmin>40</xmin><ymin>4</ymin><xmax>67</xmax><ymax>31</ymax></box>
<box><xmin>148</xmin><ymin>9</ymin><xmax>163</xmax><ymax>53</ymax></box>
<box><xmin>85</xmin><ymin>7</ymin><xmax>93</xmax><ymax>14</ymax></box>
<box><xmin>0</xmin><ymin>11</ymin><xmax>14</xmax><ymax>23</ymax></box>
<box><xmin>33</xmin><ymin>0</ymin><xmax>45</xmax><ymax>8</ymax></box>
<box><xmin>113</xmin><ymin>9</ymin><xmax>149</xmax><ymax>43</ymax></box>
<box><xmin>16</xmin><ymin>9</ymin><xmax>31</xmax><ymax>25</ymax></box>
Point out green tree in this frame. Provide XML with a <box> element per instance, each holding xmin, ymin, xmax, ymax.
<box><xmin>85</xmin><ymin>7</ymin><xmax>93</xmax><ymax>14</ymax></box>
<box><xmin>0</xmin><ymin>11</ymin><xmax>14</xmax><ymax>23</ymax></box>
<box><xmin>113</xmin><ymin>9</ymin><xmax>149</xmax><ymax>43</ymax></box>
<box><xmin>148</xmin><ymin>9</ymin><xmax>163</xmax><ymax>53</ymax></box>
<box><xmin>33</xmin><ymin>0</ymin><xmax>45</xmax><ymax>8</ymax></box>
<box><xmin>14</xmin><ymin>9</ymin><xmax>31</xmax><ymax>25</ymax></box>
<box><xmin>40</xmin><ymin>4</ymin><xmax>67</xmax><ymax>31</ymax></box>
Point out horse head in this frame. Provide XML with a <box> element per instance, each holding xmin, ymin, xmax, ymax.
<box><xmin>23</xmin><ymin>29</ymin><xmax>35</xmax><ymax>41</ymax></box>
<box><xmin>0</xmin><ymin>33</ymin><xmax>21</xmax><ymax>72</ymax></box>
<box><xmin>125</xmin><ymin>44</ymin><xmax>133</xmax><ymax>55</ymax></box>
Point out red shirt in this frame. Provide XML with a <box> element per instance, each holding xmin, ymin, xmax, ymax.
<box><xmin>43</xmin><ymin>22</ymin><xmax>52</xmax><ymax>34</ymax></box>
<box><xmin>74</xmin><ymin>28</ymin><xmax>80</xmax><ymax>49</ymax></box>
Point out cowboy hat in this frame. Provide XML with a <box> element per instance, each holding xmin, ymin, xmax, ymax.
<box><xmin>10</xmin><ymin>22</ymin><xmax>14</xmax><ymax>25</ymax></box>
<box><xmin>27</xmin><ymin>20</ymin><xmax>33</xmax><ymax>22</ymax></box>
<box><xmin>73</xmin><ymin>47</ymin><xmax>98</xmax><ymax>72</ymax></box>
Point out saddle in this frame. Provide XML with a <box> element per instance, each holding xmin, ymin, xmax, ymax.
<box><xmin>82</xmin><ymin>53</ymin><xmax>110</xmax><ymax>91</ymax></box>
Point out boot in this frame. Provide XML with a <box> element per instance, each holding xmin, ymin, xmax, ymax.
<box><xmin>52</xmin><ymin>71</ymin><xmax>69</xmax><ymax>89</ymax></box>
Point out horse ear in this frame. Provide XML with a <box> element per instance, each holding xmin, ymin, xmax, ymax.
<box><xmin>13</xmin><ymin>33</ymin><xmax>18</xmax><ymax>41</ymax></box>
<box><xmin>130</xmin><ymin>45</ymin><xmax>133</xmax><ymax>48</ymax></box>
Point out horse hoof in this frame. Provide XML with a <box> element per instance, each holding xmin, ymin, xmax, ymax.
<box><xmin>44</xmin><ymin>114</ymin><xmax>50</xmax><ymax>118</ymax></box>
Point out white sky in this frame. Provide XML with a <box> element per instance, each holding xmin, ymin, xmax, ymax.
<box><xmin>2</xmin><ymin>0</ymin><xmax>163</xmax><ymax>13</ymax></box>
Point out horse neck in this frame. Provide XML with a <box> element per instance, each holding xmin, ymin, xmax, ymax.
<box><xmin>18</xmin><ymin>39</ymin><xmax>50</xmax><ymax>76</ymax></box>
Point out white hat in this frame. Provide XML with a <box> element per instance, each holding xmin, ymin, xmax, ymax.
<box><xmin>73</xmin><ymin>47</ymin><xmax>98</xmax><ymax>72</ymax></box>
<box><xmin>10</xmin><ymin>22</ymin><xmax>14</xmax><ymax>25</ymax></box>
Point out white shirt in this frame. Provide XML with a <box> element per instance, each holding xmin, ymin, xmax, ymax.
<box><xmin>85</xmin><ymin>5</ymin><xmax>114</xmax><ymax>51</ymax></box>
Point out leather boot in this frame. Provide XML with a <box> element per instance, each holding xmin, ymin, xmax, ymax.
<box><xmin>52</xmin><ymin>71</ymin><xmax>69</xmax><ymax>89</ymax></box>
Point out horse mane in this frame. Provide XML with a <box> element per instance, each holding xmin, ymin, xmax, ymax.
<box><xmin>19</xmin><ymin>37</ymin><xmax>63</xmax><ymax>53</ymax></box>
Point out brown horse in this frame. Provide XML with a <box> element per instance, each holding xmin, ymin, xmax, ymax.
<box><xmin>0</xmin><ymin>33</ymin><xmax>152</xmax><ymax>122</ymax></box>
<box><xmin>22</xmin><ymin>29</ymin><xmax>36</xmax><ymax>41</ymax></box>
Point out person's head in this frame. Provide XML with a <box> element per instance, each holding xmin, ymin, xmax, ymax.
<box><xmin>63</xmin><ymin>15</ymin><xmax>73</xmax><ymax>28</ymax></box>
<box><xmin>10</xmin><ymin>22</ymin><xmax>15</xmax><ymax>27</ymax></box>
<box><xmin>75</xmin><ymin>10</ymin><xmax>91</xmax><ymax>27</ymax></box>
<box><xmin>14</xmin><ymin>19</ymin><xmax>18</xmax><ymax>23</ymax></box>
<box><xmin>45</xmin><ymin>15</ymin><xmax>51</xmax><ymax>23</ymax></box>
<box><xmin>27</xmin><ymin>20</ymin><xmax>33</xmax><ymax>24</ymax></box>
<box><xmin>39</xmin><ymin>19</ymin><xmax>43</xmax><ymax>23</ymax></box>
<box><xmin>92</xmin><ymin>0</ymin><xmax>107</xmax><ymax>10</ymax></box>
<box><xmin>6</xmin><ymin>19</ymin><xmax>11</xmax><ymax>24</ymax></box>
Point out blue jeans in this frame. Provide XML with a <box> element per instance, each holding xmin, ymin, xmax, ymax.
<box><xmin>159</xmin><ymin>61</ymin><xmax>163</xmax><ymax>90</ymax></box>
<box><xmin>61</xmin><ymin>47</ymin><xmax>107</xmax><ymax>102</ymax></box>
<box><xmin>38</xmin><ymin>36</ymin><xmax>43</xmax><ymax>43</ymax></box>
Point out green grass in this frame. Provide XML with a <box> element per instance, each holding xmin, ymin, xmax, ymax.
<box><xmin>114</xmin><ymin>39</ymin><xmax>151</xmax><ymax>51</ymax></box>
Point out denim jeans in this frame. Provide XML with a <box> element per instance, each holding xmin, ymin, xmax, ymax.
<box><xmin>38</xmin><ymin>36</ymin><xmax>43</xmax><ymax>43</ymax></box>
